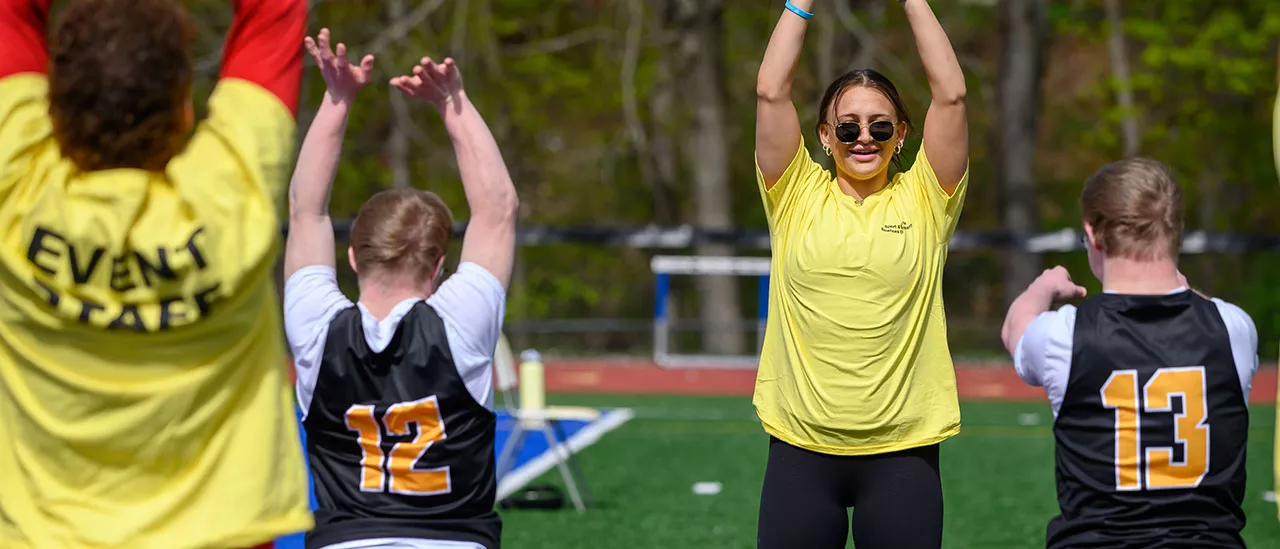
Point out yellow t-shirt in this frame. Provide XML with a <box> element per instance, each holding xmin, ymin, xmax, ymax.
<box><xmin>753</xmin><ymin>139</ymin><xmax>968</xmax><ymax>455</ymax></box>
<box><xmin>0</xmin><ymin>74</ymin><xmax>312</xmax><ymax>548</ymax></box>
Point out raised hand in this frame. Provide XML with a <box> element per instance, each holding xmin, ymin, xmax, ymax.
<box><xmin>1034</xmin><ymin>266</ymin><xmax>1087</xmax><ymax>302</ymax></box>
<box><xmin>303</xmin><ymin>28</ymin><xmax>375</xmax><ymax>105</ymax></box>
<box><xmin>391</xmin><ymin>57</ymin><xmax>466</xmax><ymax>111</ymax></box>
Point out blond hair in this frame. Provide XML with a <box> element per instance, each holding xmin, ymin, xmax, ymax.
<box><xmin>349</xmin><ymin>188</ymin><xmax>454</xmax><ymax>284</ymax></box>
<box><xmin>1081</xmin><ymin>157</ymin><xmax>1184</xmax><ymax>261</ymax></box>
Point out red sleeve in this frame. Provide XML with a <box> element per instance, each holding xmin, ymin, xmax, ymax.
<box><xmin>0</xmin><ymin>0</ymin><xmax>52</xmax><ymax>79</ymax></box>
<box><xmin>219</xmin><ymin>0</ymin><xmax>307</xmax><ymax>118</ymax></box>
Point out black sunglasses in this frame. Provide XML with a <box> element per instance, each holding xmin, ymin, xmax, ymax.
<box><xmin>834</xmin><ymin>120</ymin><xmax>896</xmax><ymax>144</ymax></box>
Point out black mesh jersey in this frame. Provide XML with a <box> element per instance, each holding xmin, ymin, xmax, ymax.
<box><xmin>302</xmin><ymin>302</ymin><xmax>500</xmax><ymax>549</ymax></box>
<box><xmin>1048</xmin><ymin>292</ymin><xmax>1247</xmax><ymax>548</ymax></box>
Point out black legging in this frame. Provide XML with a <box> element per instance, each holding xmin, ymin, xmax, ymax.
<box><xmin>757</xmin><ymin>437</ymin><xmax>943</xmax><ymax>549</ymax></box>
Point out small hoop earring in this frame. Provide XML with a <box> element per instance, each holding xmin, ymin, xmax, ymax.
<box><xmin>894</xmin><ymin>141</ymin><xmax>904</xmax><ymax>155</ymax></box>
<box><xmin>823</xmin><ymin>146</ymin><xmax>832</xmax><ymax>156</ymax></box>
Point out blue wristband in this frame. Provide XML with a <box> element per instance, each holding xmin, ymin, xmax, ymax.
<box><xmin>784</xmin><ymin>1</ymin><xmax>813</xmax><ymax>20</ymax></box>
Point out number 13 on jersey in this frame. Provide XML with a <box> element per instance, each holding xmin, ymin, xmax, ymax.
<box><xmin>1101</xmin><ymin>366</ymin><xmax>1209</xmax><ymax>491</ymax></box>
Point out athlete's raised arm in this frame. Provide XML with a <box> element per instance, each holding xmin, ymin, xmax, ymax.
<box><xmin>1001</xmin><ymin>266</ymin><xmax>1087</xmax><ymax>356</ymax></box>
<box><xmin>284</xmin><ymin>29</ymin><xmax>375</xmax><ymax>282</ymax></box>
<box><xmin>0</xmin><ymin>0</ymin><xmax>51</xmax><ymax>204</ymax></box>
<box><xmin>903</xmin><ymin>0</ymin><xmax>968</xmax><ymax>194</ymax></box>
<box><xmin>393</xmin><ymin>59</ymin><xmax>519</xmax><ymax>290</ymax></box>
<box><xmin>170</xmin><ymin>0</ymin><xmax>307</xmax><ymax>232</ymax></box>
<box><xmin>0</xmin><ymin>0</ymin><xmax>51</xmax><ymax>79</ymax></box>
<box><xmin>755</xmin><ymin>0</ymin><xmax>813</xmax><ymax>188</ymax></box>
<box><xmin>220</xmin><ymin>0</ymin><xmax>307</xmax><ymax>117</ymax></box>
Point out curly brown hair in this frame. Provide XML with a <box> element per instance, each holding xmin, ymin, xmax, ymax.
<box><xmin>48</xmin><ymin>0</ymin><xmax>196</xmax><ymax>172</ymax></box>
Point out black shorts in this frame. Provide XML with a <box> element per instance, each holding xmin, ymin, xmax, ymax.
<box><xmin>757</xmin><ymin>436</ymin><xmax>944</xmax><ymax>549</ymax></box>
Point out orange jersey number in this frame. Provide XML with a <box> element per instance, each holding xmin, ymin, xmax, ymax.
<box><xmin>1101</xmin><ymin>367</ymin><xmax>1210</xmax><ymax>491</ymax></box>
<box><xmin>345</xmin><ymin>397</ymin><xmax>451</xmax><ymax>496</ymax></box>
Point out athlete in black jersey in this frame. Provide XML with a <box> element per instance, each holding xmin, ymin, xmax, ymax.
<box><xmin>1002</xmin><ymin>158</ymin><xmax>1258</xmax><ymax>548</ymax></box>
<box><xmin>281</xmin><ymin>30</ymin><xmax>518</xmax><ymax>549</ymax></box>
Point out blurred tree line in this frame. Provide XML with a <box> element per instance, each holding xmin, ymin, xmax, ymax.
<box><xmin>170</xmin><ymin>0</ymin><xmax>1280</xmax><ymax>359</ymax></box>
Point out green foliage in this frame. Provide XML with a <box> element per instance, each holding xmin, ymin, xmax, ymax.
<box><xmin>1052</xmin><ymin>0</ymin><xmax>1280</xmax><ymax>356</ymax></box>
<box><xmin>169</xmin><ymin>0</ymin><xmax>1280</xmax><ymax>357</ymax></box>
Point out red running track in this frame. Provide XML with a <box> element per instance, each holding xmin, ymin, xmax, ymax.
<box><xmin>539</xmin><ymin>359</ymin><xmax>1279</xmax><ymax>404</ymax></box>
<box><xmin>284</xmin><ymin>357</ymin><xmax>1277</xmax><ymax>403</ymax></box>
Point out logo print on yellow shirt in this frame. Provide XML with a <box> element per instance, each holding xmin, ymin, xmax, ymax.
<box><xmin>881</xmin><ymin>222</ymin><xmax>913</xmax><ymax>234</ymax></box>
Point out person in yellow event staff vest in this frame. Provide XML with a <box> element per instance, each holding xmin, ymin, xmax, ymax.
<box><xmin>0</xmin><ymin>0</ymin><xmax>313</xmax><ymax>548</ymax></box>
<box><xmin>752</xmin><ymin>1</ymin><xmax>969</xmax><ymax>548</ymax></box>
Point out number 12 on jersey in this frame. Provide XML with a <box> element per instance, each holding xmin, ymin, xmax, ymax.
<box><xmin>1100</xmin><ymin>366</ymin><xmax>1209</xmax><ymax>491</ymax></box>
<box><xmin>345</xmin><ymin>396</ymin><xmax>452</xmax><ymax>496</ymax></box>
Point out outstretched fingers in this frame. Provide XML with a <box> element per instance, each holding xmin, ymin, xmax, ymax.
<box><xmin>416</xmin><ymin>57</ymin><xmax>442</xmax><ymax>84</ymax></box>
<box><xmin>304</xmin><ymin>28</ymin><xmax>381</xmax><ymax>100</ymax></box>
<box><xmin>390</xmin><ymin>74</ymin><xmax>424</xmax><ymax>96</ymax></box>
<box><xmin>305</xmin><ymin>28</ymin><xmax>340</xmax><ymax>73</ymax></box>
<box><xmin>421</xmin><ymin>57</ymin><xmax>445</xmax><ymax>80</ymax></box>
<box><xmin>316</xmin><ymin>28</ymin><xmax>334</xmax><ymax>67</ymax></box>
<box><xmin>304</xmin><ymin>39</ymin><xmax>467</xmax><ymax>97</ymax></box>
<box><xmin>414</xmin><ymin>64</ymin><xmax>441</xmax><ymax>94</ymax></box>
<box><xmin>390</xmin><ymin>77</ymin><xmax>409</xmax><ymax>95</ymax></box>
<box><xmin>389</xmin><ymin>56</ymin><xmax>465</xmax><ymax>102</ymax></box>
<box><xmin>303</xmin><ymin>36</ymin><xmax>321</xmax><ymax>63</ymax></box>
<box><xmin>335</xmin><ymin>42</ymin><xmax>349</xmax><ymax>70</ymax></box>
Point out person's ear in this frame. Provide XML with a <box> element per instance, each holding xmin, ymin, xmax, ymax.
<box><xmin>1083</xmin><ymin>223</ymin><xmax>1098</xmax><ymax>250</ymax></box>
<box><xmin>818</xmin><ymin>123</ymin><xmax>834</xmax><ymax>156</ymax></box>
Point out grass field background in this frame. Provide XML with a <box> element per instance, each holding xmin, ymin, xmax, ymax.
<box><xmin>497</xmin><ymin>394</ymin><xmax>1280</xmax><ymax>549</ymax></box>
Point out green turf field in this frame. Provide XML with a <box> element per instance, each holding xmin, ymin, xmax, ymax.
<box><xmin>498</xmin><ymin>394</ymin><xmax>1280</xmax><ymax>549</ymax></box>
